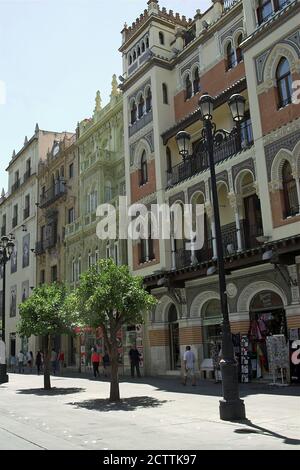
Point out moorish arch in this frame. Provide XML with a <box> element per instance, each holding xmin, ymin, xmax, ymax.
<box><xmin>132</xmin><ymin>138</ymin><xmax>152</xmax><ymax>170</ymax></box>
<box><xmin>263</xmin><ymin>42</ymin><xmax>299</xmax><ymax>84</ymax></box>
<box><xmin>271</xmin><ymin>148</ymin><xmax>296</xmax><ymax>183</ymax></box>
<box><xmin>237</xmin><ymin>280</ymin><xmax>288</xmax><ymax>313</ymax></box>
<box><xmin>154</xmin><ymin>295</ymin><xmax>179</xmax><ymax>323</ymax></box>
<box><xmin>190</xmin><ymin>291</ymin><xmax>220</xmax><ymax>319</ymax></box>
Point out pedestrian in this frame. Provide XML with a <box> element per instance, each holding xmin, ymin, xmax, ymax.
<box><xmin>183</xmin><ymin>346</ymin><xmax>196</xmax><ymax>386</ymax></box>
<box><xmin>129</xmin><ymin>346</ymin><xmax>141</xmax><ymax>378</ymax></box>
<box><xmin>50</xmin><ymin>349</ymin><xmax>57</xmax><ymax>375</ymax></box>
<box><xmin>91</xmin><ymin>348</ymin><xmax>100</xmax><ymax>378</ymax></box>
<box><xmin>36</xmin><ymin>351</ymin><xmax>42</xmax><ymax>375</ymax></box>
<box><xmin>27</xmin><ymin>351</ymin><xmax>33</xmax><ymax>373</ymax></box>
<box><xmin>103</xmin><ymin>351</ymin><xmax>110</xmax><ymax>377</ymax></box>
<box><xmin>17</xmin><ymin>350</ymin><xmax>25</xmax><ymax>373</ymax></box>
<box><xmin>58</xmin><ymin>350</ymin><xmax>65</xmax><ymax>375</ymax></box>
<box><xmin>10</xmin><ymin>354</ymin><xmax>16</xmax><ymax>373</ymax></box>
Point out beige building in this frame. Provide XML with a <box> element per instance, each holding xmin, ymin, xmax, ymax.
<box><xmin>120</xmin><ymin>0</ymin><xmax>300</xmax><ymax>380</ymax></box>
<box><xmin>0</xmin><ymin>126</ymin><xmax>69</xmax><ymax>361</ymax></box>
<box><xmin>35</xmin><ymin>131</ymin><xmax>78</xmax><ymax>364</ymax></box>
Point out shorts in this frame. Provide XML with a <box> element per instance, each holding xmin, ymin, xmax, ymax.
<box><xmin>184</xmin><ymin>367</ymin><xmax>195</xmax><ymax>378</ymax></box>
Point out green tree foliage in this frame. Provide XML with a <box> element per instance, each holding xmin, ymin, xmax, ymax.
<box><xmin>18</xmin><ymin>283</ymin><xmax>79</xmax><ymax>390</ymax></box>
<box><xmin>73</xmin><ymin>259</ymin><xmax>157</xmax><ymax>401</ymax></box>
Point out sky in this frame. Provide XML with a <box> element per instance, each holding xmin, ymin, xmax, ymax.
<box><xmin>0</xmin><ymin>0</ymin><xmax>211</xmax><ymax>191</ymax></box>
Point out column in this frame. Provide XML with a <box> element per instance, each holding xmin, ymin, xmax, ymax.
<box><xmin>228</xmin><ymin>192</ymin><xmax>243</xmax><ymax>252</ymax></box>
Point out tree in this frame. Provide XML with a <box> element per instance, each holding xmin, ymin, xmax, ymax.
<box><xmin>72</xmin><ymin>259</ymin><xmax>156</xmax><ymax>402</ymax></box>
<box><xmin>17</xmin><ymin>283</ymin><xmax>79</xmax><ymax>390</ymax></box>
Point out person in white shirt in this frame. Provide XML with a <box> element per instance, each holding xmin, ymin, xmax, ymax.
<box><xmin>18</xmin><ymin>351</ymin><xmax>25</xmax><ymax>374</ymax></box>
<box><xmin>183</xmin><ymin>346</ymin><xmax>196</xmax><ymax>386</ymax></box>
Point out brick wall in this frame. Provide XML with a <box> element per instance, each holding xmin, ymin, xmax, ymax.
<box><xmin>130</xmin><ymin>159</ymin><xmax>156</xmax><ymax>204</ymax></box>
<box><xmin>132</xmin><ymin>239</ymin><xmax>160</xmax><ymax>271</ymax></box>
<box><xmin>149</xmin><ymin>329</ymin><xmax>169</xmax><ymax>347</ymax></box>
<box><xmin>287</xmin><ymin>316</ymin><xmax>300</xmax><ymax>329</ymax></box>
<box><xmin>270</xmin><ymin>190</ymin><xmax>300</xmax><ymax>227</ymax></box>
<box><xmin>230</xmin><ymin>320</ymin><xmax>250</xmax><ymax>335</ymax></box>
<box><xmin>179</xmin><ymin>326</ymin><xmax>203</xmax><ymax>346</ymax></box>
<box><xmin>174</xmin><ymin>60</ymin><xmax>245</xmax><ymax>122</ymax></box>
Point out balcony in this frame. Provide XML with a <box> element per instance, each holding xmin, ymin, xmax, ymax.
<box><xmin>11</xmin><ymin>179</ymin><xmax>20</xmax><ymax>193</ymax></box>
<box><xmin>23</xmin><ymin>168</ymin><xmax>31</xmax><ymax>183</ymax></box>
<box><xmin>43</xmin><ymin>235</ymin><xmax>57</xmax><ymax>250</ymax></box>
<box><xmin>23</xmin><ymin>206</ymin><xmax>30</xmax><ymax>220</ymax></box>
<box><xmin>257</xmin><ymin>0</ymin><xmax>293</xmax><ymax>26</ymax></box>
<box><xmin>35</xmin><ymin>241</ymin><xmax>45</xmax><ymax>255</ymax></box>
<box><xmin>129</xmin><ymin>109</ymin><xmax>153</xmax><ymax>138</ymax></box>
<box><xmin>39</xmin><ymin>180</ymin><xmax>66</xmax><ymax>208</ymax></box>
<box><xmin>166</xmin><ymin>124</ymin><xmax>253</xmax><ymax>188</ymax></box>
<box><xmin>174</xmin><ymin>223</ymin><xmax>263</xmax><ymax>270</ymax></box>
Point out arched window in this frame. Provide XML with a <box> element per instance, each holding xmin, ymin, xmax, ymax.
<box><xmin>226</xmin><ymin>42</ymin><xmax>235</xmax><ymax>70</ymax></box>
<box><xmin>133</xmin><ymin>50</ymin><xmax>137</xmax><ymax>62</ymax></box>
<box><xmin>140</xmin><ymin>151</ymin><xmax>148</xmax><ymax>186</ymax></box>
<box><xmin>193</xmin><ymin>67</ymin><xmax>200</xmax><ymax>94</ymax></box>
<box><xmin>282</xmin><ymin>161</ymin><xmax>298</xmax><ymax>218</ymax></box>
<box><xmin>129</xmin><ymin>54</ymin><xmax>132</xmax><ymax>65</ymax></box>
<box><xmin>236</xmin><ymin>34</ymin><xmax>243</xmax><ymax>63</ymax></box>
<box><xmin>159</xmin><ymin>32</ymin><xmax>165</xmax><ymax>45</ymax></box>
<box><xmin>276</xmin><ymin>57</ymin><xmax>293</xmax><ymax>108</ymax></box>
<box><xmin>146</xmin><ymin>88</ymin><xmax>152</xmax><ymax>112</ymax></box>
<box><xmin>166</xmin><ymin>146</ymin><xmax>172</xmax><ymax>174</ymax></box>
<box><xmin>162</xmin><ymin>83</ymin><xmax>168</xmax><ymax>104</ymax></box>
<box><xmin>137</xmin><ymin>45</ymin><xmax>141</xmax><ymax>57</ymax></box>
<box><xmin>146</xmin><ymin>37</ymin><xmax>149</xmax><ymax>48</ymax></box>
<box><xmin>142</xmin><ymin>41</ymin><xmax>145</xmax><ymax>53</ymax></box>
<box><xmin>130</xmin><ymin>100</ymin><xmax>137</xmax><ymax>124</ymax></box>
<box><xmin>138</xmin><ymin>94</ymin><xmax>145</xmax><ymax>119</ymax></box>
<box><xmin>185</xmin><ymin>74</ymin><xmax>192</xmax><ymax>100</ymax></box>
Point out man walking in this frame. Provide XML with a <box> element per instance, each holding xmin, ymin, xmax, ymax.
<box><xmin>129</xmin><ymin>346</ymin><xmax>141</xmax><ymax>378</ymax></box>
<box><xmin>183</xmin><ymin>346</ymin><xmax>196</xmax><ymax>386</ymax></box>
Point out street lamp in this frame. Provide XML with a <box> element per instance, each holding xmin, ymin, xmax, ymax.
<box><xmin>0</xmin><ymin>234</ymin><xmax>15</xmax><ymax>384</ymax></box>
<box><xmin>176</xmin><ymin>93</ymin><xmax>246</xmax><ymax>421</ymax></box>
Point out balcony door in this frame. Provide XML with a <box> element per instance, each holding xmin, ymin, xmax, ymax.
<box><xmin>243</xmin><ymin>194</ymin><xmax>263</xmax><ymax>248</ymax></box>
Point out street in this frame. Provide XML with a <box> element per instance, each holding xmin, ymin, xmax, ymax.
<box><xmin>0</xmin><ymin>373</ymin><xmax>299</xmax><ymax>450</ymax></box>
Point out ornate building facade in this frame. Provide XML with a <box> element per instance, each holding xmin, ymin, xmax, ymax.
<box><xmin>120</xmin><ymin>0</ymin><xmax>300</xmax><ymax>379</ymax></box>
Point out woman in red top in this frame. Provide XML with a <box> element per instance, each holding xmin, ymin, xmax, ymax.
<box><xmin>91</xmin><ymin>349</ymin><xmax>100</xmax><ymax>378</ymax></box>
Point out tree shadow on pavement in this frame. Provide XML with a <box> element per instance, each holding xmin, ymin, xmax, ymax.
<box><xmin>68</xmin><ymin>396</ymin><xmax>169</xmax><ymax>412</ymax></box>
<box><xmin>233</xmin><ymin>419</ymin><xmax>300</xmax><ymax>446</ymax></box>
<box><xmin>16</xmin><ymin>387</ymin><xmax>85</xmax><ymax>396</ymax></box>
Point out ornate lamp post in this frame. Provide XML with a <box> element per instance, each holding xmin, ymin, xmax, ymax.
<box><xmin>0</xmin><ymin>235</ymin><xmax>15</xmax><ymax>384</ymax></box>
<box><xmin>176</xmin><ymin>93</ymin><xmax>247</xmax><ymax>421</ymax></box>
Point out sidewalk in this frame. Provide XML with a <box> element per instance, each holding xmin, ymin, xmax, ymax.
<box><xmin>0</xmin><ymin>373</ymin><xmax>299</xmax><ymax>450</ymax></box>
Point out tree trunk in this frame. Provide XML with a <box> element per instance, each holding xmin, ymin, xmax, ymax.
<box><xmin>109</xmin><ymin>339</ymin><xmax>120</xmax><ymax>402</ymax></box>
<box><xmin>43</xmin><ymin>335</ymin><xmax>51</xmax><ymax>390</ymax></box>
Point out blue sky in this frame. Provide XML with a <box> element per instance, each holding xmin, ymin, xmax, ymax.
<box><xmin>0</xmin><ymin>0</ymin><xmax>210</xmax><ymax>191</ymax></box>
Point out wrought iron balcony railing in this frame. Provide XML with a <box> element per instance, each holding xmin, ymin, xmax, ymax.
<box><xmin>166</xmin><ymin>123</ymin><xmax>253</xmax><ymax>188</ymax></box>
<box><xmin>39</xmin><ymin>180</ymin><xmax>66</xmax><ymax>208</ymax></box>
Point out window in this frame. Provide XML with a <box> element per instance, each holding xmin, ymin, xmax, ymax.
<box><xmin>51</xmin><ymin>265</ymin><xmax>58</xmax><ymax>283</ymax></box>
<box><xmin>166</xmin><ymin>147</ymin><xmax>172</xmax><ymax>174</ymax></box>
<box><xmin>114</xmin><ymin>243</ymin><xmax>119</xmax><ymax>265</ymax></box>
<box><xmin>69</xmin><ymin>163</ymin><xmax>74</xmax><ymax>179</ymax></box>
<box><xmin>60</xmin><ymin>166</ymin><xmax>64</xmax><ymax>178</ymax></box>
<box><xmin>146</xmin><ymin>37</ymin><xmax>149</xmax><ymax>48</ymax></box>
<box><xmin>72</xmin><ymin>259</ymin><xmax>76</xmax><ymax>283</ymax></box>
<box><xmin>77</xmin><ymin>257</ymin><xmax>81</xmax><ymax>279</ymax></box>
<box><xmin>257</xmin><ymin>0</ymin><xmax>273</xmax><ymax>24</ymax></box>
<box><xmin>185</xmin><ymin>74</ymin><xmax>192</xmax><ymax>100</ymax></box>
<box><xmin>106</xmin><ymin>244</ymin><xmax>110</xmax><ymax>259</ymax></box>
<box><xmin>240</xmin><ymin>111</ymin><xmax>254</xmax><ymax>148</ymax></box>
<box><xmin>159</xmin><ymin>32</ymin><xmax>165</xmax><ymax>45</ymax></box>
<box><xmin>1</xmin><ymin>214</ymin><xmax>6</xmax><ymax>236</ymax></box>
<box><xmin>276</xmin><ymin>57</ymin><xmax>293</xmax><ymax>108</ymax></box>
<box><xmin>138</xmin><ymin>94</ymin><xmax>145</xmax><ymax>119</ymax></box>
<box><xmin>129</xmin><ymin>54</ymin><xmax>132</xmax><ymax>65</ymax></box>
<box><xmin>24</xmin><ymin>159</ymin><xmax>31</xmax><ymax>181</ymax></box>
<box><xmin>140</xmin><ymin>151</ymin><xmax>148</xmax><ymax>186</ymax></box>
<box><xmin>282</xmin><ymin>161</ymin><xmax>299</xmax><ymax>218</ymax></box>
<box><xmin>133</xmin><ymin>50</ymin><xmax>137</xmax><ymax>62</ymax></box>
<box><xmin>236</xmin><ymin>34</ymin><xmax>244</xmax><ymax>63</ymax></box>
<box><xmin>40</xmin><ymin>269</ymin><xmax>45</xmax><ymax>285</ymax></box>
<box><xmin>90</xmin><ymin>190</ymin><xmax>98</xmax><ymax>211</ymax></box>
<box><xmin>137</xmin><ymin>45</ymin><xmax>141</xmax><ymax>57</ymax></box>
<box><xmin>12</xmin><ymin>204</ymin><xmax>18</xmax><ymax>228</ymax></box>
<box><xmin>68</xmin><ymin>207</ymin><xmax>75</xmax><ymax>224</ymax></box>
<box><xmin>226</xmin><ymin>42</ymin><xmax>235</xmax><ymax>70</ymax></box>
<box><xmin>146</xmin><ymin>88</ymin><xmax>152</xmax><ymax>112</ymax></box>
<box><xmin>139</xmin><ymin>220</ymin><xmax>155</xmax><ymax>264</ymax></box>
<box><xmin>142</xmin><ymin>41</ymin><xmax>145</xmax><ymax>53</ymax></box>
<box><xmin>162</xmin><ymin>83</ymin><xmax>168</xmax><ymax>104</ymax></box>
<box><xmin>130</xmin><ymin>100</ymin><xmax>137</xmax><ymax>124</ymax></box>
<box><xmin>88</xmin><ymin>251</ymin><xmax>93</xmax><ymax>268</ymax></box>
<box><xmin>193</xmin><ymin>67</ymin><xmax>200</xmax><ymax>94</ymax></box>
<box><xmin>104</xmin><ymin>183</ymin><xmax>112</xmax><ymax>203</ymax></box>
<box><xmin>24</xmin><ymin>194</ymin><xmax>30</xmax><ymax>219</ymax></box>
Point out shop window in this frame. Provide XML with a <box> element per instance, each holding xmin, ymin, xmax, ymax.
<box><xmin>276</xmin><ymin>57</ymin><xmax>293</xmax><ymax>109</ymax></box>
<box><xmin>282</xmin><ymin>161</ymin><xmax>299</xmax><ymax>218</ymax></box>
<box><xmin>185</xmin><ymin>74</ymin><xmax>192</xmax><ymax>101</ymax></box>
<box><xmin>202</xmin><ymin>299</ymin><xmax>222</xmax><ymax>359</ymax></box>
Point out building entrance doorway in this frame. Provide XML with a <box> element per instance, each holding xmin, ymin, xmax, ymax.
<box><xmin>168</xmin><ymin>304</ymin><xmax>180</xmax><ymax>370</ymax></box>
